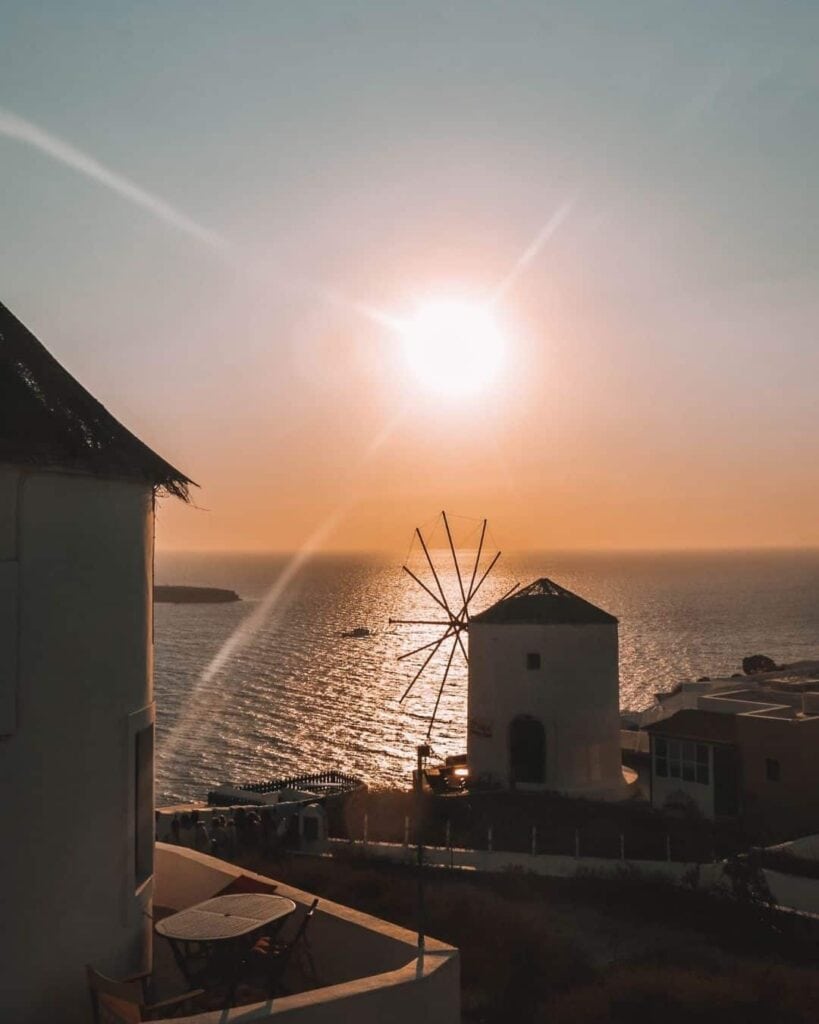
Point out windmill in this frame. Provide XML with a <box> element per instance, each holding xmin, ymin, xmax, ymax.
<box><xmin>390</xmin><ymin>511</ymin><xmax>517</xmax><ymax>741</ymax></box>
<box><xmin>390</xmin><ymin>512</ymin><xmax>516</xmax><ymax>954</ymax></box>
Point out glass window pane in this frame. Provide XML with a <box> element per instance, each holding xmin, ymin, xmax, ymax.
<box><xmin>696</xmin><ymin>744</ymin><xmax>709</xmax><ymax>765</ymax></box>
<box><xmin>655</xmin><ymin>738</ymin><xmax>667</xmax><ymax>757</ymax></box>
<box><xmin>656</xmin><ymin>757</ymin><xmax>668</xmax><ymax>778</ymax></box>
<box><xmin>669</xmin><ymin>759</ymin><xmax>680</xmax><ymax>779</ymax></box>
<box><xmin>696</xmin><ymin>764</ymin><xmax>709</xmax><ymax>785</ymax></box>
<box><xmin>683</xmin><ymin>741</ymin><xmax>696</xmax><ymax>762</ymax></box>
<box><xmin>682</xmin><ymin>762</ymin><xmax>695</xmax><ymax>782</ymax></box>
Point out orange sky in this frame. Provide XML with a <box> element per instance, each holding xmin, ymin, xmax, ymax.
<box><xmin>152</xmin><ymin>226</ymin><xmax>819</xmax><ymax>554</ymax></box>
<box><xmin>4</xmin><ymin>4</ymin><xmax>818</xmax><ymax>556</ymax></box>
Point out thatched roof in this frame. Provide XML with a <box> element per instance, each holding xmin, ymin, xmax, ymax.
<box><xmin>472</xmin><ymin>578</ymin><xmax>617</xmax><ymax>626</ymax></box>
<box><xmin>0</xmin><ymin>301</ymin><xmax>192</xmax><ymax>499</ymax></box>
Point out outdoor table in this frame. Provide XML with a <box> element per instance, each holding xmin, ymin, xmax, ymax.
<box><xmin>156</xmin><ymin>893</ymin><xmax>297</xmax><ymax>1002</ymax></box>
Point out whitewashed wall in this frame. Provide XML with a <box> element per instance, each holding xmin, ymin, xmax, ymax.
<box><xmin>468</xmin><ymin>622</ymin><xmax>624</xmax><ymax>796</ymax></box>
<box><xmin>0</xmin><ymin>465</ymin><xmax>154</xmax><ymax>1024</ymax></box>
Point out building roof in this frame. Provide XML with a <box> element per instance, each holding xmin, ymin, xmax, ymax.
<box><xmin>0</xmin><ymin>301</ymin><xmax>192</xmax><ymax>499</ymax></box>
<box><xmin>699</xmin><ymin>688</ymin><xmax>819</xmax><ymax>721</ymax></box>
<box><xmin>645</xmin><ymin>709</ymin><xmax>738</xmax><ymax>744</ymax></box>
<box><xmin>471</xmin><ymin>577</ymin><xmax>617</xmax><ymax>626</ymax></box>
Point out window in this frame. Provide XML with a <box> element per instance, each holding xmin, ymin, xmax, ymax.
<box><xmin>766</xmin><ymin>758</ymin><xmax>781</xmax><ymax>782</ymax></box>
<box><xmin>655</xmin><ymin>738</ymin><xmax>709</xmax><ymax>785</ymax></box>
<box><xmin>526</xmin><ymin>652</ymin><xmax>541</xmax><ymax>670</ymax></box>
<box><xmin>134</xmin><ymin>724</ymin><xmax>154</xmax><ymax>888</ymax></box>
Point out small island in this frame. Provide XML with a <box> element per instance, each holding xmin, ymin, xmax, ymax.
<box><xmin>154</xmin><ymin>586</ymin><xmax>241</xmax><ymax>604</ymax></box>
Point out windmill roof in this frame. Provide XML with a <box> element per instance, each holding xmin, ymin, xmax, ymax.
<box><xmin>471</xmin><ymin>578</ymin><xmax>617</xmax><ymax>626</ymax></box>
<box><xmin>0</xmin><ymin>301</ymin><xmax>192</xmax><ymax>499</ymax></box>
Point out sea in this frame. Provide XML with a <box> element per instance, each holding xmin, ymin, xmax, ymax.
<box><xmin>154</xmin><ymin>549</ymin><xmax>819</xmax><ymax>805</ymax></box>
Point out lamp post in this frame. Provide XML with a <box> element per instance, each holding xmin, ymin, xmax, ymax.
<box><xmin>415</xmin><ymin>742</ymin><xmax>430</xmax><ymax>954</ymax></box>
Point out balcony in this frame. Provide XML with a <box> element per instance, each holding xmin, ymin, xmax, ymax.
<box><xmin>149</xmin><ymin>843</ymin><xmax>459</xmax><ymax>1022</ymax></box>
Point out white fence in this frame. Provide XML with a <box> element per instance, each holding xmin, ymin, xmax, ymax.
<box><xmin>328</xmin><ymin>837</ymin><xmax>726</xmax><ymax>885</ymax></box>
<box><xmin>328</xmin><ymin>837</ymin><xmax>819</xmax><ymax>921</ymax></box>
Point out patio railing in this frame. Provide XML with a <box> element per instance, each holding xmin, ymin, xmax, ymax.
<box><xmin>208</xmin><ymin>770</ymin><xmax>364</xmax><ymax>804</ymax></box>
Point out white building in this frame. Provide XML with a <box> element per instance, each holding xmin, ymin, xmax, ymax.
<box><xmin>0</xmin><ymin>301</ymin><xmax>191</xmax><ymax>1023</ymax></box>
<box><xmin>0</xmin><ymin>302</ymin><xmax>461</xmax><ymax>1024</ymax></box>
<box><xmin>467</xmin><ymin>578</ymin><xmax>626</xmax><ymax>797</ymax></box>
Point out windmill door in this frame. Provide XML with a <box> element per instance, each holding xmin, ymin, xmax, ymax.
<box><xmin>509</xmin><ymin>716</ymin><xmax>546</xmax><ymax>785</ymax></box>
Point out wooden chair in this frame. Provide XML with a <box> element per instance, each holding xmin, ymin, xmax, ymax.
<box><xmin>248</xmin><ymin>898</ymin><xmax>320</xmax><ymax>997</ymax></box>
<box><xmin>86</xmin><ymin>965</ymin><xmax>203</xmax><ymax>1023</ymax></box>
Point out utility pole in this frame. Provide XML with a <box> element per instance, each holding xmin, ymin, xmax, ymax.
<box><xmin>415</xmin><ymin>742</ymin><xmax>430</xmax><ymax>954</ymax></box>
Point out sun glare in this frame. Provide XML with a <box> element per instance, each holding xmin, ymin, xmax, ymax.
<box><xmin>401</xmin><ymin>300</ymin><xmax>505</xmax><ymax>397</ymax></box>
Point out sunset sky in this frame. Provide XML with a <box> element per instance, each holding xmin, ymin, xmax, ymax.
<box><xmin>2</xmin><ymin>2</ymin><xmax>818</xmax><ymax>552</ymax></box>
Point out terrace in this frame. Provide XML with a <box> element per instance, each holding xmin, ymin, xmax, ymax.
<box><xmin>144</xmin><ymin>843</ymin><xmax>459</xmax><ymax>1022</ymax></box>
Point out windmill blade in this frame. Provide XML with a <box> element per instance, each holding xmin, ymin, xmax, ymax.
<box><xmin>497</xmin><ymin>581</ymin><xmax>521</xmax><ymax>603</ymax></box>
<box><xmin>405</xmin><ymin>540</ymin><xmax>470</xmax><ymax>663</ymax></box>
<box><xmin>415</xmin><ymin>526</ymin><xmax>456</xmax><ymax>620</ymax></box>
<box><xmin>398</xmin><ymin>627</ymin><xmax>457</xmax><ymax>662</ymax></box>
<box><xmin>462</xmin><ymin>549</ymin><xmax>501</xmax><ymax>615</ymax></box>
<box><xmin>397</xmin><ymin>619</ymin><xmax>467</xmax><ymax>666</ymax></box>
<box><xmin>465</xmin><ymin>519</ymin><xmax>487</xmax><ymax>606</ymax></box>
<box><xmin>442</xmin><ymin>510</ymin><xmax>468</xmax><ymax>612</ymax></box>
<box><xmin>446</xmin><ymin>547</ymin><xmax>501</xmax><ymax>624</ymax></box>
<box><xmin>389</xmin><ymin>618</ymin><xmax>455</xmax><ymax>626</ymax></box>
<box><xmin>402</xmin><ymin>565</ymin><xmax>456</xmax><ymax>621</ymax></box>
<box><xmin>400</xmin><ymin>631</ymin><xmax>451</xmax><ymax>702</ymax></box>
<box><xmin>426</xmin><ymin>633</ymin><xmax>459</xmax><ymax>739</ymax></box>
<box><xmin>394</xmin><ymin>511</ymin><xmax>503</xmax><ymax>743</ymax></box>
<box><xmin>453</xmin><ymin>629</ymin><xmax>469</xmax><ymax>665</ymax></box>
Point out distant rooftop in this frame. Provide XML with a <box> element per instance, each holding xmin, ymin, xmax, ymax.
<box><xmin>0</xmin><ymin>301</ymin><xmax>191</xmax><ymax>499</ymax></box>
<box><xmin>647</xmin><ymin>693</ymin><xmax>819</xmax><ymax>740</ymax></box>
<box><xmin>699</xmin><ymin>687</ymin><xmax>819</xmax><ymax>721</ymax></box>
<box><xmin>472</xmin><ymin>577</ymin><xmax>617</xmax><ymax>626</ymax></box>
<box><xmin>646</xmin><ymin>709</ymin><xmax>738</xmax><ymax>743</ymax></box>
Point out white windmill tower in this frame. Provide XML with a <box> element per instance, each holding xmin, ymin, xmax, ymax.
<box><xmin>392</xmin><ymin>512</ymin><xmax>627</xmax><ymax>798</ymax></box>
<box><xmin>468</xmin><ymin>578</ymin><xmax>627</xmax><ymax>797</ymax></box>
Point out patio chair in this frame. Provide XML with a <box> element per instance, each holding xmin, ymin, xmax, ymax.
<box><xmin>248</xmin><ymin>897</ymin><xmax>320</xmax><ymax>997</ymax></box>
<box><xmin>86</xmin><ymin>964</ymin><xmax>203</xmax><ymax>1023</ymax></box>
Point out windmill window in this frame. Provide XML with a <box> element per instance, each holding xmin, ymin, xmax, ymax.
<box><xmin>766</xmin><ymin>758</ymin><xmax>781</xmax><ymax>782</ymax></box>
<box><xmin>526</xmin><ymin>652</ymin><xmax>541</xmax><ymax>671</ymax></box>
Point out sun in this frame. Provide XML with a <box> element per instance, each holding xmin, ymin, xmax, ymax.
<box><xmin>400</xmin><ymin>300</ymin><xmax>505</xmax><ymax>397</ymax></box>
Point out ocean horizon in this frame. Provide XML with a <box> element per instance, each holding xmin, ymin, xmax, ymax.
<box><xmin>154</xmin><ymin>548</ymin><xmax>819</xmax><ymax>804</ymax></box>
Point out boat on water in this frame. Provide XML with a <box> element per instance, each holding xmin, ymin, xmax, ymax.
<box><xmin>154</xmin><ymin>585</ymin><xmax>241</xmax><ymax>604</ymax></box>
<box><xmin>340</xmin><ymin>626</ymin><xmax>372</xmax><ymax>638</ymax></box>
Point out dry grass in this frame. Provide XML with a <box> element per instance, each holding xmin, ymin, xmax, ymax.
<box><xmin>234</xmin><ymin>849</ymin><xmax>819</xmax><ymax>1023</ymax></box>
<box><xmin>547</xmin><ymin>961</ymin><xmax>819</xmax><ymax>1023</ymax></box>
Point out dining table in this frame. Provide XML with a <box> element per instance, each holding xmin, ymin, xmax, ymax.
<box><xmin>155</xmin><ymin>892</ymin><xmax>297</xmax><ymax>1003</ymax></box>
